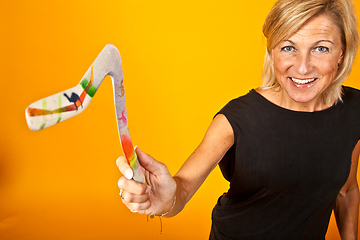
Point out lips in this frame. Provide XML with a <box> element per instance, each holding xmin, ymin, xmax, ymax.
<box><xmin>290</xmin><ymin>77</ymin><xmax>316</xmax><ymax>85</ymax></box>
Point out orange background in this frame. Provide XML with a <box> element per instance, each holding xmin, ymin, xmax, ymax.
<box><xmin>1</xmin><ymin>0</ymin><xmax>360</xmax><ymax>239</ymax></box>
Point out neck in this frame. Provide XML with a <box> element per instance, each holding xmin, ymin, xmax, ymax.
<box><xmin>278</xmin><ymin>91</ymin><xmax>329</xmax><ymax>112</ymax></box>
<box><xmin>255</xmin><ymin>87</ymin><xmax>331</xmax><ymax>112</ymax></box>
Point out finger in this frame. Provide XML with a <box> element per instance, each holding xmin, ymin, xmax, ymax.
<box><xmin>135</xmin><ymin>147</ymin><xmax>168</xmax><ymax>176</ymax></box>
<box><xmin>116</xmin><ymin>156</ymin><xmax>133</xmax><ymax>180</ymax></box>
<box><xmin>124</xmin><ymin>199</ymin><xmax>152</xmax><ymax>214</ymax></box>
<box><xmin>118</xmin><ymin>176</ymin><xmax>150</xmax><ymax>195</ymax></box>
<box><xmin>120</xmin><ymin>188</ymin><xmax>150</xmax><ymax>203</ymax></box>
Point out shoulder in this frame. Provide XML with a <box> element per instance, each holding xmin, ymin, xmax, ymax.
<box><xmin>220</xmin><ymin>89</ymin><xmax>260</xmax><ymax>111</ymax></box>
<box><xmin>341</xmin><ymin>86</ymin><xmax>360</xmax><ymax>106</ymax></box>
<box><xmin>216</xmin><ymin>89</ymin><xmax>272</xmax><ymax>135</ymax></box>
<box><xmin>342</xmin><ymin>86</ymin><xmax>360</xmax><ymax>98</ymax></box>
<box><xmin>219</xmin><ymin>88</ymin><xmax>278</xmax><ymax>117</ymax></box>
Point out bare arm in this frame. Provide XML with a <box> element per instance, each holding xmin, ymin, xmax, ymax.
<box><xmin>170</xmin><ymin>114</ymin><xmax>234</xmax><ymax>214</ymax></box>
<box><xmin>334</xmin><ymin>140</ymin><xmax>360</xmax><ymax>240</ymax></box>
<box><xmin>117</xmin><ymin>114</ymin><xmax>234</xmax><ymax>217</ymax></box>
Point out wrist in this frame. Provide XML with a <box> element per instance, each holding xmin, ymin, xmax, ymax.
<box><xmin>149</xmin><ymin>195</ymin><xmax>176</xmax><ymax>219</ymax></box>
<box><xmin>156</xmin><ymin>196</ymin><xmax>177</xmax><ymax>217</ymax></box>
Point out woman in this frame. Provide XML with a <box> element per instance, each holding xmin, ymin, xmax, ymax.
<box><xmin>117</xmin><ymin>0</ymin><xmax>360</xmax><ymax>239</ymax></box>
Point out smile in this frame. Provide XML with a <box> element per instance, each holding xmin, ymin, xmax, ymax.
<box><xmin>290</xmin><ymin>77</ymin><xmax>316</xmax><ymax>85</ymax></box>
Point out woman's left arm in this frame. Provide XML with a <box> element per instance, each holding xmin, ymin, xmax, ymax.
<box><xmin>335</xmin><ymin>140</ymin><xmax>360</xmax><ymax>240</ymax></box>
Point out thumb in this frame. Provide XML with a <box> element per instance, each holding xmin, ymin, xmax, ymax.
<box><xmin>135</xmin><ymin>146</ymin><xmax>167</xmax><ymax>176</ymax></box>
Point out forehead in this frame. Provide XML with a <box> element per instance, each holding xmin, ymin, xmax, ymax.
<box><xmin>287</xmin><ymin>14</ymin><xmax>342</xmax><ymax>43</ymax></box>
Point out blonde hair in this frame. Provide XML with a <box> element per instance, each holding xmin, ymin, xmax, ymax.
<box><xmin>261</xmin><ymin>0</ymin><xmax>359</xmax><ymax>105</ymax></box>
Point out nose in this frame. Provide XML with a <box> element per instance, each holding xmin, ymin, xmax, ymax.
<box><xmin>293</xmin><ymin>52</ymin><xmax>313</xmax><ymax>75</ymax></box>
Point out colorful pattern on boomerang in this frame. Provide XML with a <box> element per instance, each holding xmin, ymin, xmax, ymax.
<box><xmin>25</xmin><ymin>44</ymin><xmax>146</xmax><ymax>183</ymax></box>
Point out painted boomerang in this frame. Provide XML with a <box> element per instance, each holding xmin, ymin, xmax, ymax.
<box><xmin>25</xmin><ymin>44</ymin><xmax>146</xmax><ymax>183</ymax></box>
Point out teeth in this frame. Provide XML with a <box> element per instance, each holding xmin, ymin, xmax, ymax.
<box><xmin>290</xmin><ymin>77</ymin><xmax>316</xmax><ymax>85</ymax></box>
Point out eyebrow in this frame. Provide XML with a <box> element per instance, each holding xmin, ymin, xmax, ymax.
<box><xmin>282</xmin><ymin>39</ymin><xmax>335</xmax><ymax>45</ymax></box>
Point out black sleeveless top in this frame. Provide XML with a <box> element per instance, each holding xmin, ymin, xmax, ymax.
<box><xmin>210</xmin><ymin>86</ymin><xmax>360</xmax><ymax>240</ymax></box>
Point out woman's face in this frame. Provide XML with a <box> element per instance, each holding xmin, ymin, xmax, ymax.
<box><xmin>271</xmin><ymin>14</ymin><xmax>344</xmax><ymax>110</ymax></box>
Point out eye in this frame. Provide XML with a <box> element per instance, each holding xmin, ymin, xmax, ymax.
<box><xmin>281</xmin><ymin>46</ymin><xmax>295</xmax><ymax>52</ymax></box>
<box><xmin>315</xmin><ymin>46</ymin><xmax>329</xmax><ymax>52</ymax></box>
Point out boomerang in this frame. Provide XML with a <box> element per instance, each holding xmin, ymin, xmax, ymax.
<box><xmin>25</xmin><ymin>44</ymin><xmax>146</xmax><ymax>183</ymax></box>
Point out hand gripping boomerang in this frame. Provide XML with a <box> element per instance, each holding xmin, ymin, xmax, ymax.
<box><xmin>25</xmin><ymin>44</ymin><xmax>146</xmax><ymax>183</ymax></box>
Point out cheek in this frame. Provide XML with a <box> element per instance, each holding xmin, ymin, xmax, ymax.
<box><xmin>273</xmin><ymin>56</ymin><xmax>292</xmax><ymax>75</ymax></box>
<box><xmin>315</xmin><ymin>58</ymin><xmax>338</xmax><ymax>76</ymax></box>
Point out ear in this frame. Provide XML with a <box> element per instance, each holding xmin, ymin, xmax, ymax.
<box><xmin>338</xmin><ymin>50</ymin><xmax>344</xmax><ymax>65</ymax></box>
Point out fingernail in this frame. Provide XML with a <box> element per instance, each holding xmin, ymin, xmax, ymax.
<box><xmin>135</xmin><ymin>146</ymin><xmax>142</xmax><ymax>153</ymax></box>
<box><xmin>125</xmin><ymin>168</ymin><xmax>133</xmax><ymax>180</ymax></box>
